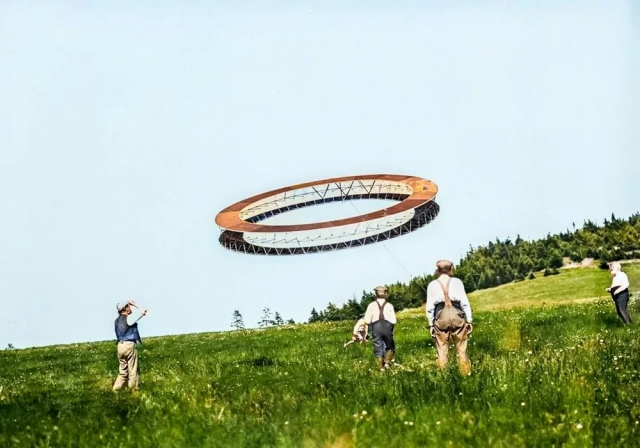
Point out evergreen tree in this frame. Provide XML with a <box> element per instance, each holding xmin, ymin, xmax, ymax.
<box><xmin>231</xmin><ymin>310</ymin><xmax>244</xmax><ymax>330</ymax></box>
<box><xmin>273</xmin><ymin>312</ymin><xmax>284</xmax><ymax>326</ymax></box>
<box><xmin>548</xmin><ymin>250</ymin><xmax>564</xmax><ymax>269</ymax></box>
<box><xmin>308</xmin><ymin>308</ymin><xmax>320</xmax><ymax>323</ymax></box>
<box><xmin>258</xmin><ymin>308</ymin><xmax>272</xmax><ymax>328</ymax></box>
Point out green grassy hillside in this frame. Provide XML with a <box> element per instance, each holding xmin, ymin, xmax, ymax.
<box><xmin>1</xmin><ymin>265</ymin><xmax>640</xmax><ymax>447</ymax></box>
<box><xmin>402</xmin><ymin>262</ymin><xmax>640</xmax><ymax>316</ymax></box>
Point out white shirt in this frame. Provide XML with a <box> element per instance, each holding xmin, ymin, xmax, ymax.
<box><xmin>353</xmin><ymin>318</ymin><xmax>367</xmax><ymax>334</ymax></box>
<box><xmin>611</xmin><ymin>271</ymin><xmax>630</xmax><ymax>293</ymax></box>
<box><xmin>426</xmin><ymin>275</ymin><xmax>473</xmax><ymax>325</ymax></box>
<box><xmin>364</xmin><ymin>299</ymin><xmax>397</xmax><ymax>324</ymax></box>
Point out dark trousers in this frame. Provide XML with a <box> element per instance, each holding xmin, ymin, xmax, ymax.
<box><xmin>371</xmin><ymin>320</ymin><xmax>395</xmax><ymax>358</ymax></box>
<box><xmin>612</xmin><ymin>289</ymin><xmax>631</xmax><ymax>324</ymax></box>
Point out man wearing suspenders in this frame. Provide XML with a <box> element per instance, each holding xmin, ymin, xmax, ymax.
<box><xmin>364</xmin><ymin>285</ymin><xmax>397</xmax><ymax>371</ymax></box>
<box><xmin>426</xmin><ymin>260</ymin><xmax>473</xmax><ymax>375</ymax></box>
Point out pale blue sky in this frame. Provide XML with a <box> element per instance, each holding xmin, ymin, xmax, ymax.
<box><xmin>1</xmin><ymin>1</ymin><xmax>638</xmax><ymax>348</ymax></box>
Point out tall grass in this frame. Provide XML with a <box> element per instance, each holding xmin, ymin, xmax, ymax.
<box><xmin>1</xmin><ymin>267</ymin><xmax>640</xmax><ymax>447</ymax></box>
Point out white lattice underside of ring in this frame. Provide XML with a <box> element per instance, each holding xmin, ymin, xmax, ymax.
<box><xmin>240</xmin><ymin>179</ymin><xmax>411</xmax><ymax>219</ymax></box>
<box><xmin>242</xmin><ymin>210</ymin><xmax>416</xmax><ymax>248</ymax></box>
<box><xmin>239</xmin><ymin>179</ymin><xmax>416</xmax><ymax>248</ymax></box>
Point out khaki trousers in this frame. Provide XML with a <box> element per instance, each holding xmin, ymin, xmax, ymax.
<box><xmin>113</xmin><ymin>341</ymin><xmax>139</xmax><ymax>390</ymax></box>
<box><xmin>432</xmin><ymin>325</ymin><xmax>471</xmax><ymax>375</ymax></box>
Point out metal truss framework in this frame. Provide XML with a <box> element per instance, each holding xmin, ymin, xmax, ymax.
<box><xmin>214</xmin><ymin>174</ymin><xmax>440</xmax><ymax>255</ymax></box>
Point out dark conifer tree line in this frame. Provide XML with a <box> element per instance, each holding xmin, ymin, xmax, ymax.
<box><xmin>308</xmin><ymin>212</ymin><xmax>640</xmax><ymax>323</ymax></box>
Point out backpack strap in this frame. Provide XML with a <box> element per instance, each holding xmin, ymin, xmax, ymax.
<box><xmin>376</xmin><ymin>299</ymin><xmax>387</xmax><ymax>321</ymax></box>
<box><xmin>437</xmin><ymin>277</ymin><xmax>454</xmax><ymax>308</ymax></box>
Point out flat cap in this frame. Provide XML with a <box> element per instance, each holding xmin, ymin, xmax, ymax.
<box><xmin>436</xmin><ymin>259</ymin><xmax>454</xmax><ymax>270</ymax></box>
<box><xmin>373</xmin><ymin>285</ymin><xmax>388</xmax><ymax>292</ymax></box>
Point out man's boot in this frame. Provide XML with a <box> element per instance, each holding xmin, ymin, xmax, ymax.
<box><xmin>377</xmin><ymin>357</ymin><xmax>386</xmax><ymax>371</ymax></box>
<box><xmin>384</xmin><ymin>350</ymin><xmax>395</xmax><ymax>369</ymax></box>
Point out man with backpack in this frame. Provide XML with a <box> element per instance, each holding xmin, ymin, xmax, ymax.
<box><xmin>426</xmin><ymin>260</ymin><xmax>473</xmax><ymax>374</ymax></box>
<box><xmin>364</xmin><ymin>285</ymin><xmax>397</xmax><ymax>371</ymax></box>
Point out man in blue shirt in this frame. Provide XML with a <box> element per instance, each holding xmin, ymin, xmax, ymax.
<box><xmin>113</xmin><ymin>299</ymin><xmax>148</xmax><ymax>391</ymax></box>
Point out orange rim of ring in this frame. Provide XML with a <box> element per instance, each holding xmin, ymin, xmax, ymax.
<box><xmin>214</xmin><ymin>174</ymin><xmax>438</xmax><ymax>233</ymax></box>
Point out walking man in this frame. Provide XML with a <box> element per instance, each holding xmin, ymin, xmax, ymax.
<box><xmin>113</xmin><ymin>299</ymin><xmax>148</xmax><ymax>391</ymax></box>
<box><xmin>364</xmin><ymin>286</ymin><xmax>397</xmax><ymax>371</ymax></box>
<box><xmin>426</xmin><ymin>260</ymin><xmax>473</xmax><ymax>374</ymax></box>
<box><xmin>344</xmin><ymin>315</ymin><xmax>368</xmax><ymax>348</ymax></box>
<box><xmin>606</xmin><ymin>262</ymin><xmax>632</xmax><ymax>325</ymax></box>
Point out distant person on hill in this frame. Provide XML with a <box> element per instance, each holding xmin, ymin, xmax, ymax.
<box><xmin>606</xmin><ymin>262</ymin><xmax>631</xmax><ymax>325</ymax></box>
<box><xmin>426</xmin><ymin>260</ymin><xmax>473</xmax><ymax>375</ymax></box>
<box><xmin>344</xmin><ymin>316</ymin><xmax>368</xmax><ymax>348</ymax></box>
<box><xmin>364</xmin><ymin>286</ymin><xmax>397</xmax><ymax>371</ymax></box>
<box><xmin>112</xmin><ymin>299</ymin><xmax>148</xmax><ymax>391</ymax></box>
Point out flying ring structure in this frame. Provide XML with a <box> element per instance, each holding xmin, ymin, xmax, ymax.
<box><xmin>214</xmin><ymin>174</ymin><xmax>440</xmax><ymax>255</ymax></box>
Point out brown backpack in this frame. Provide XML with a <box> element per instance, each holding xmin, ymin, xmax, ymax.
<box><xmin>434</xmin><ymin>277</ymin><xmax>466</xmax><ymax>331</ymax></box>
